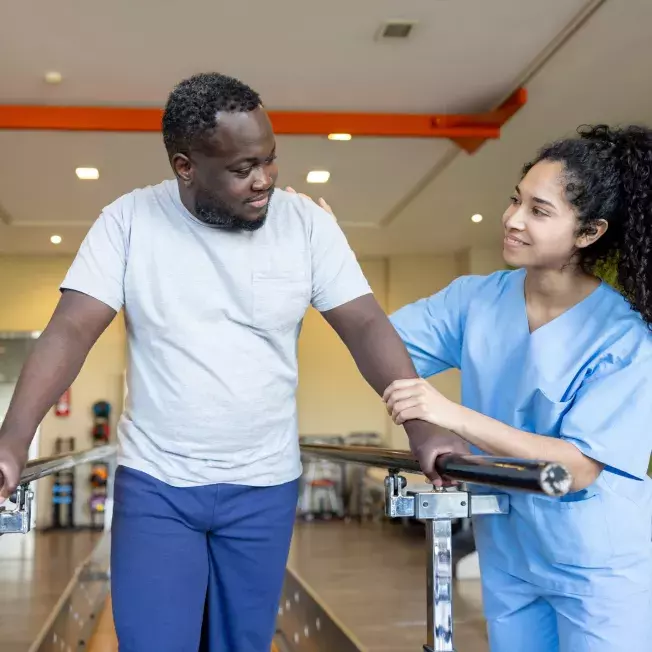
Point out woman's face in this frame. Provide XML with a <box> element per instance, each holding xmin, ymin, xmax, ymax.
<box><xmin>501</xmin><ymin>160</ymin><xmax>581</xmax><ymax>270</ymax></box>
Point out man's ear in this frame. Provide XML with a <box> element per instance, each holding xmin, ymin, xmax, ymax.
<box><xmin>172</xmin><ymin>153</ymin><xmax>193</xmax><ymax>187</ymax></box>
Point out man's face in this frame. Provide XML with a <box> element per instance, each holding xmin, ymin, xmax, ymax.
<box><xmin>174</xmin><ymin>107</ymin><xmax>278</xmax><ymax>230</ymax></box>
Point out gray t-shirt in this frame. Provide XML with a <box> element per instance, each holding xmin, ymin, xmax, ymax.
<box><xmin>61</xmin><ymin>181</ymin><xmax>371</xmax><ymax>487</ymax></box>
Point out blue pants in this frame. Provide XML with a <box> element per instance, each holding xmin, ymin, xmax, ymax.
<box><xmin>110</xmin><ymin>466</ymin><xmax>299</xmax><ymax>652</ymax></box>
<box><xmin>482</xmin><ymin>564</ymin><xmax>652</xmax><ymax>651</ymax></box>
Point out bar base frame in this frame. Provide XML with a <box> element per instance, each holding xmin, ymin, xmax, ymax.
<box><xmin>385</xmin><ymin>472</ymin><xmax>508</xmax><ymax>652</ymax></box>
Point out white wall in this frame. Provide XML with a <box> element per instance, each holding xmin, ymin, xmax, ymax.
<box><xmin>297</xmin><ymin>259</ymin><xmax>389</xmax><ymax>438</ymax></box>
<box><xmin>0</xmin><ymin>384</ymin><xmax>14</xmax><ymax>421</ymax></box>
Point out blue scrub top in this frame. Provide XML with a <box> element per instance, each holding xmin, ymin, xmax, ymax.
<box><xmin>390</xmin><ymin>268</ymin><xmax>652</xmax><ymax>596</ymax></box>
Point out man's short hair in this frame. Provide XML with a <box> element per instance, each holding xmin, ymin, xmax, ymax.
<box><xmin>162</xmin><ymin>72</ymin><xmax>261</xmax><ymax>157</ymax></box>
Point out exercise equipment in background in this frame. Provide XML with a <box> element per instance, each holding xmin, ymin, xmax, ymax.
<box><xmin>296</xmin><ymin>432</ymin><xmax>384</xmax><ymax>521</ymax></box>
<box><xmin>297</xmin><ymin>436</ymin><xmax>346</xmax><ymax>521</ymax></box>
<box><xmin>88</xmin><ymin>400</ymin><xmax>111</xmax><ymax>528</ymax></box>
<box><xmin>342</xmin><ymin>432</ymin><xmax>383</xmax><ymax>519</ymax></box>
<box><xmin>51</xmin><ymin>437</ymin><xmax>75</xmax><ymax>529</ymax></box>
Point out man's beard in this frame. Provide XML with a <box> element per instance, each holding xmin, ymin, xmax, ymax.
<box><xmin>194</xmin><ymin>187</ymin><xmax>274</xmax><ymax>231</ymax></box>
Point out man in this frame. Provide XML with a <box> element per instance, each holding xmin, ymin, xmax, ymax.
<box><xmin>0</xmin><ymin>72</ymin><xmax>464</xmax><ymax>651</ymax></box>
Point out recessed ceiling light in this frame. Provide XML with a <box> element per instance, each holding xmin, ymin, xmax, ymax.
<box><xmin>328</xmin><ymin>133</ymin><xmax>352</xmax><ymax>141</ymax></box>
<box><xmin>307</xmin><ymin>170</ymin><xmax>330</xmax><ymax>184</ymax></box>
<box><xmin>44</xmin><ymin>71</ymin><xmax>63</xmax><ymax>85</ymax></box>
<box><xmin>50</xmin><ymin>235</ymin><xmax>62</xmax><ymax>245</ymax></box>
<box><xmin>471</xmin><ymin>214</ymin><xmax>483</xmax><ymax>223</ymax></box>
<box><xmin>76</xmin><ymin>167</ymin><xmax>99</xmax><ymax>180</ymax></box>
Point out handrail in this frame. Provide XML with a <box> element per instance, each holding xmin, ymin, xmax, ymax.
<box><xmin>18</xmin><ymin>444</ymin><xmax>117</xmax><ymax>484</ymax></box>
<box><xmin>1</xmin><ymin>444</ymin><xmax>118</xmax><ymax>535</ymax></box>
<box><xmin>300</xmin><ymin>444</ymin><xmax>572</xmax><ymax>497</ymax></box>
<box><xmin>15</xmin><ymin>442</ymin><xmax>571</xmax><ymax>496</ymax></box>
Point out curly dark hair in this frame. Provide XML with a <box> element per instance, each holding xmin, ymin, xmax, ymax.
<box><xmin>162</xmin><ymin>72</ymin><xmax>261</xmax><ymax>157</ymax></box>
<box><xmin>523</xmin><ymin>124</ymin><xmax>652</xmax><ymax>327</ymax></box>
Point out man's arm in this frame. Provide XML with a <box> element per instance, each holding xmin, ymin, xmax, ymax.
<box><xmin>0</xmin><ymin>291</ymin><xmax>116</xmax><ymax>499</ymax></box>
<box><xmin>322</xmin><ymin>294</ymin><xmax>468</xmax><ymax>482</ymax></box>
<box><xmin>322</xmin><ymin>294</ymin><xmax>419</xmax><ymax>395</ymax></box>
<box><xmin>293</xmin><ymin>189</ymin><xmax>468</xmax><ymax>480</ymax></box>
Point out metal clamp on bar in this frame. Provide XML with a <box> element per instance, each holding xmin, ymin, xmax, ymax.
<box><xmin>0</xmin><ymin>444</ymin><xmax>117</xmax><ymax>535</ymax></box>
<box><xmin>384</xmin><ymin>471</ymin><xmax>509</xmax><ymax>652</ymax></box>
<box><xmin>0</xmin><ymin>484</ymin><xmax>33</xmax><ymax>534</ymax></box>
<box><xmin>384</xmin><ymin>471</ymin><xmax>510</xmax><ymax>521</ymax></box>
<box><xmin>384</xmin><ymin>471</ymin><xmax>414</xmax><ymax>517</ymax></box>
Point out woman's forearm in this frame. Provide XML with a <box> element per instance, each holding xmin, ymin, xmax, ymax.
<box><xmin>452</xmin><ymin>404</ymin><xmax>602</xmax><ymax>490</ymax></box>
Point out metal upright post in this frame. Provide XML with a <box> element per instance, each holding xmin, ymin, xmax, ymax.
<box><xmin>385</xmin><ymin>473</ymin><xmax>510</xmax><ymax>652</ymax></box>
<box><xmin>424</xmin><ymin>518</ymin><xmax>454</xmax><ymax>651</ymax></box>
<box><xmin>0</xmin><ymin>484</ymin><xmax>33</xmax><ymax>534</ymax></box>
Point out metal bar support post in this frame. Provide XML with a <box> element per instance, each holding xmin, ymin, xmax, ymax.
<box><xmin>0</xmin><ymin>444</ymin><xmax>116</xmax><ymax>535</ymax></box>
<box><xmin>384</xmin><ymin>471</ymin><xmax>509</xmax><ymax>652</ymax></box>
<box><xmin>0</xmin><ymin>484</ymin><xmax>33</xmax><ymax>534</ymax></box>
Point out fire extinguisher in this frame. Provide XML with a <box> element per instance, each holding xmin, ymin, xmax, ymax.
<box><xmin>55</xmin><ymin>389</ymin><xmax>71</xmax><ymax>417</ymax></box>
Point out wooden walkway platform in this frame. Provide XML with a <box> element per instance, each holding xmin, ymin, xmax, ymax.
<box><xmin>286</xmin><ymin>520</ymin><xmax>488</xmax><ymax>652</ymax></box>
<box><xmin>0</xmin><ymin>522</ymin><xmax>488</xmax><ymax>651</ymax></box>
<box><xmin>0</xmin><ymin>529</ymin><xmax>103</xmax><ymax>652</ymax></box>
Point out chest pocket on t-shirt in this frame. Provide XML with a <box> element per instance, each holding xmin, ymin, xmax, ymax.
<box><xmin>251</xmin><ymin>249</ymin><xmax>311</xmax><ymax>331</ymax></box>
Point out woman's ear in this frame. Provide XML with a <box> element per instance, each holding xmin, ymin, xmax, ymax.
<box><xmin>576</xmin><ymin>219</ymin><xmax>608</xmax><ymax>249</ymax></box>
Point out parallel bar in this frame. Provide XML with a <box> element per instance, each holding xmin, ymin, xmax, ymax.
<box><xmin>19</xmin><ymin>444</ymin><xmax>117</xmax><ymax>484</ymax></box>
<box><xmin>300</xmin><ymin>444</ymin><xmax>571</xmax><ymax>497</ymax></box>
<box><xmin>302</xmin><ymin>443</ymin><xmax>420</xmax><ymax>472</ymax></box>
<box><xmin>14</xmin><ymin>442</ymin><xmax>571</xmax><ymax>496</ymax></box>
<box><xmin>435</xmin><ymin>455</ymin><xmax>571</xmax><ymax>496</ymax></box>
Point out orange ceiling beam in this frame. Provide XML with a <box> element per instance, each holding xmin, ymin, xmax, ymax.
<box><xmin>0</xmin><ymin>88</ymin><xmax>526</xmax><ymax>152</ymax></box>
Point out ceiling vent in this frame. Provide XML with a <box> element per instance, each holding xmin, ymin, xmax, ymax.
<box><xmin>377</xmin><ymin>20</ymin><xmax>416</xmax><ymax>40</ymax></box>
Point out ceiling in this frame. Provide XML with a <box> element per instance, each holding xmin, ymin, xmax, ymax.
<box><xmin>1</xmin><ymin>0</ymin><xmax>650</xmax><ymax>257</ymax></box>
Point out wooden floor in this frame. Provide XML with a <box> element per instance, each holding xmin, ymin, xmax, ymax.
<box><xmin>0</xmin><ymin>529</ymin><xmax>103</xmax><ymax>652</ymax></box>
<box><xmin>0</xmin><ymin>522</ymin><xmax>487</xmax><ymax>652</ymax></box>
<box><xmin>287</xmin><ymin>520</ymin><xmax>488</xmax><ymax>652</ymax></box>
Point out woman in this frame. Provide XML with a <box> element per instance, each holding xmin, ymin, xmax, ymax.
<box><xmin>292</xmin><ymin>124</ymin><xmax>652</xmax><ymax>651</ymax></box>
<box><xmin>383</xmin><ymin>125</ymin><xmax>652</xmax><ymax>651</ymax></box>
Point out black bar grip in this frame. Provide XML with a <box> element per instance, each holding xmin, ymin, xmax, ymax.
<box><xmin>436</xmin><ymin>454</ymin><xmax>572</xmax><ymax>497</ymax></box>
<box><xmin>300</xmin><ymin>444</ymin><xmax>572</xmax><ymax>497</ymax></box>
